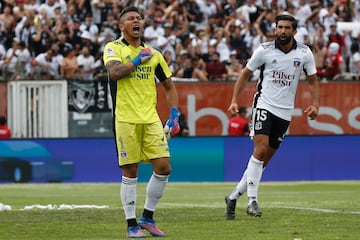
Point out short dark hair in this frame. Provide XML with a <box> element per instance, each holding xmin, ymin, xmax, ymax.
<box><xmin>238</xmin><ymin>107</ymin><xmax>247</xmax><ymax>114</ymax></box>
<box><xmin>119</xmin><ymin>6</ymin><xmax>141</xmax><ymax>19</ymax></box>
<box><xmin>275</xmin><ymin>14</ymin><xmax>297</xmax><ymax>30</ymax></box>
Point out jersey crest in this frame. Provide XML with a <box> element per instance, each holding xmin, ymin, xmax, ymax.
<box><xmin>106</xmin><ymin>47</ymin><xmax>115</xmax><ymax>57</ymax></box>
<box><xmin>293</xmin><ymin>59</ymin><xmax>301</xmax><ymax>68</ymax></box>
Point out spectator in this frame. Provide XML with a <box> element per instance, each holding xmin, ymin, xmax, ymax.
<box><xmin>14</xmin><ymin>41</ymin><xmax>32</xmax><ymax>80</ymax></box>
<box><xmin>25</xmin><ymin>0</ymin><xmax>42</xmax><ymax>12</ymax></box>
<box><xmin>97</xmin><ymin>21</ymin><xmax>117</xmax><ymax>54</ymax></box>
<box><xmin>227</xmin><ymin>50</ymin><xmax>244</xmax><ymax>81</ymax></box>
<box><xmin>222</xmin><ymin>0</ymin><xmax>242</xmax><ymax>18</ymax></box>
<box><xmin>251</xmin><ymin>22</ymin><xmax>267</xmax><ymax>52</ymax></box>
<box><xmin>212</xmin><ymin>26</ymin><xmax>231</xmax><ymax>63</ymax></box>
<box><xmin>172</xmin><ymin>52</ymin><xmax>183</xmax><ymax>77</ymax></box>
<box><xmin>80</xmin><ymin>30</ymin><xmax>99</xmax><ymax>58</ymax></box>
<box><xmin>79</xmin><ymin>13</ymin><xmax>99</xmax><ymax>43</ymax></box>
<box><xmin>14</xmin><ymin>11</ymin><xmax>34</xmax><ymax>48</ymax></box>
<box><xmin>3</xmin><ymin>38</ymin><xmax>20</xmax><ymax>80</ymax></box>
<box><xmin>76</xmin><ymin>0</ymin><xmax>93</xmax><ymax>21</ymax></box>
<box><xmin>30</xmin><ymin>9</ymin><xmax>55</xmax><ymax>57</ymax></box>
<box><xmin>143</xmin><ymin>18</ymin><xmax>164</xmax><ymax>49</ymax></box>
<box><xmin>228</xmin><ymin>107</ymin><xmax>249</xmax><ymax>136</ymax></box>
<box><xmin>55</xmin><ymin>32</ymin><xmax>73</xmax><ymax>57</ymax></box>
<box><xmin>157</xmin><ymin>22</ymin><xmax>176</xmax><ymax>62</ymax></box>
<box><xmin>317</xmin><ymin>42</ymin><xmax>343</xmax><ymax>80</ymax></box>
<box><xmin>32</xmin><ymin>48</ymin><xmax>57</xmax><ymax>80</ymax></box>
<box><xmin>90</xmin><ymin>0</ymin><xmax>105</xmax><ymax>26</ymax></box>
<box><xmin>60</xmin><ymin>47</ymin><xmax>79</xmax><ymax>80</ymax></box>
<box><xmin>195</xmin><ymin>28</ymin><xmax>210</xmax><ymax>56</ymax></box>
<box><xmin>268</xmin><ymin>0</ymin><xmax>280</xmax><ymax>14</ymax></box>
<box><xmin>305</xmin><ymin>6</ymin><xmax>322</xmax><ymax>39</ymax></box>
<box><xmin>202</xmin><ymin>43</ymin><xmax>216</xmax><ymax>63</ymax></box>
<box><xmin>175</xmin><ymin>32</ymin><xmax>196</xmax><ymax>58</ymax></box>
<box><xmin>67</xmin><ymin>18</ymin><xmax>83</xmax><ymax>52</ymax></box>
<box><xmin>49</xmin><ymin>42</ymin><xmax>63</xmax><ymax>79</ymax></box>
<box><xmin>0</xmin><ymin>42</ymin><xmax>6</xmax><ymax>79</ymax></box>
<box><xmin>294</xmin><ymin>23</ymin><xmax>310</xmax><ymax>46</ymax></box>
<box><xmin>256</xmin><ymin>9</ymin><xmax>276</xmax><ymax>40</ymax></box>
<box><xmin>163</xmin><ymin>50</ymin><xmax>177</xmax><ymax>74</ymax></box>
<box><xmin>13</xmin><ymin>0</ymin><xmax>33</xmax><ymax>21</ymax></box>
<box><xmin>236</xmin><ymin>0</ymin><xmax>259</xmax><ymax>24</ymax></box>
<box><xmin>104</xmin><ymin>13</ymin><xmax>121</xmax><ymax>38</ymax></box>
<box><xmin>295</xmin><ymin>0</ymin><xmax>313</xmax><ymax>28</ymax></box>
<box><xmin>196</xmin><ymin>0</ymin><xmax>217</xmax><ymax>26</ymax></box>
<box><xmin>225</xmin><ymin>18</ymin><xmax>250</xmax><ymax>64</ymax></box>
<box><xmin>64</xmin><ymin>3</ymin><xmax>81</xmax><ymax>24</ymax></box>
<box><xmin>182</xmin><ymin>0</ymin><xmax>204</xmax><ymax>24</ymax></box>
<box><xmin>77</xmin><ymin>46</ymin><xmax>95</xmax><ymax>81</ymax></box>
<box><xmin>164</xmin><ymin>2</ymin><xmax>189</xmax><ymax>40</ymax></box>
<box><xmin>38</xmin><ymin>0</ymin><xmax>61</xmax><ymax>20</ymax></box>
<box><xmin>0</xmin><ymin>5</ymin><xmax>16</xmax><ymax>31</ymax></box>
<box><xmin>205</xmin><ymin>51</ymin><xmax>228</xmax><ymax>81</ymax></box>
<box><xmin>51</xmin><ymin>4</ymin><xmax>63</xmax><ymax>25</ymax></box>
<box><xmin>335</xmin><ymin>0</ymin><xmax>353</xmax><ymax>22</ymax></box>
<box><xmin>320</xmin><ymin>2</ymin><xmax>338</xmax><ymax>35</ymax></box>
<box><xmin>0</xmin><ymin>115</ymin><xmax>11</xmax><ymax>138</ymax></box>
<box><xmin>328</xmin><ymin>23</ymin><xmax>347</xmax><ymax>57</ymax></box>
<box><xmin>312</xmin><ymin>24</ymin><xmax>329</xmax><ymax>74</ymax></box>
<box><xmin>1</xmin><ymin>0</ymin><xmax>358</xmax><ymax>82</ymax></box>
<box><xmin>175</xmin><ymin>56</ymin><xmax>208</xmax><ymax>82</ymax></box>
<box><xmin>349</xmin><ymin>41</ymin><xmax>360</xmax><ymax>79</ymax></box>
<box><xmin>52</xmin><ymin>13</ymin><xmax>68</xmax><ymax>36</ymax></box>
<box><xmin>92</xmin><ymin>56</ymin><xmax>107</xmax><ymax>81</ymax></box>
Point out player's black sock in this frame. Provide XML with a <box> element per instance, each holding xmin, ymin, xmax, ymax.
<box><xmin>143</xmin><ymin>208</ymin><xmax>154</xmax><ymax>219</ymax></box>
<box><xmin>127</xmin><ymin>218</ymin><xmax>137</xmax><ymax>227</ymax></box>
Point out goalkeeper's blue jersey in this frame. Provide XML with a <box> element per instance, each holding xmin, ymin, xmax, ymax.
<box><xmin>103</xmin><ymin>38</ymin><xmax>172</xmax><ymax>123</ymax></box>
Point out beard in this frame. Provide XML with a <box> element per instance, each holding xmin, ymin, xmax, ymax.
<box><xmin>276</xmin><ymin>35</ymin><xmax>292</xmax><ymax>45</ymax></box>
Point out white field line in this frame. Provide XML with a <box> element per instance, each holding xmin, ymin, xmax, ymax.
<box><xmin>0</xmin><ymin>203</ymin><xmax>109</xmax><ymax>211</ymax></box>
<box><xmin>160</xmin><ymin>202</ymin><xmax>360</xmax><ymax>215</ymax></box>
<box><xmin>275</xmin><ymin>206</ymin><xmax>360</xmax><ymax>214</ymax></box>
<box><xmin>2</xmin><ymin>202</ymin><xmax>359</xmax><ymax>215</ymax></box>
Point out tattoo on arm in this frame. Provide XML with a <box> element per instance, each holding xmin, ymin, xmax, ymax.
<box><xmin>106</xmin><ymin>60</ymin><xmax>136</xmax><ymax>81</ymax></box>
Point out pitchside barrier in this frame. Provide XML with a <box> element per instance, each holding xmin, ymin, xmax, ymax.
<box><xmin>1</xmin><ymin>80</ymin><xmax>360</xmax><ymax>138</ymax></box>
<box><xmin>7</xmin><ymin>81</ymin><xmax>68</xmax><ymax>138</ymax></box>
<box><xmin>0</xmin><ymin>136</ymin><xmax>358</xmax><ymax>183</ymax></box>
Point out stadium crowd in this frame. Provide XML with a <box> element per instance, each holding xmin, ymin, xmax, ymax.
<box><xmin>0</xmin><ymin>0</ymin><xmax>359</xmax><ymax>82</ymax></box>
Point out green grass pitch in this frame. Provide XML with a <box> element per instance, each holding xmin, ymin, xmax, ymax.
<box><xmin>0</xmin><ymin>181</ymin><xmax>359</xmax><ymax>239</ymax></box>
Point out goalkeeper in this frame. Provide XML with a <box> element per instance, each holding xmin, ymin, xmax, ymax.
<box><xmin>103</xmin><ymin>6</ymin><xmax>179</xmax><ymax>239</ymax></box>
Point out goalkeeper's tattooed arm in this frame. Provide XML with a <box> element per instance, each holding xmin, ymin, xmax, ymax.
<box><xmin>106</xmin><ymin>48</ymin><xmax>152</xmax><ymax>81</ymax></box>
<box><xmin>106</xmin><ymin>60</ymin><xmax>136</xmax><ymax>80</ymax></box>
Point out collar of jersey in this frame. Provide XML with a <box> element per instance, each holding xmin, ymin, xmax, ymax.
<box><xmin>275</xmin><ymin>38</ymin><xmax>297</xmax><ymax>53</ymax></box>
<box><xmin>121</xmin><ymin>38</ymin><xmax>145</xmax><ymax>47</ymax></box>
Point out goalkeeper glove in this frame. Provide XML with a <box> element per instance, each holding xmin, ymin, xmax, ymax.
<box><xmin>131</xmin><ymin>48</ymin><xmax>152</xmax><ymax>67</ymax></box>
<box><xmin>164</xmin><ymin>107</ymin><xmax>180</xmax><ymax>140</ymax></box>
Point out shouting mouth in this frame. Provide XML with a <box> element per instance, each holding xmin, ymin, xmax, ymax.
<box><xmin>133</xmin><ymin>25</ymin><xmax>140</xmax><ymax>34</ymax></box>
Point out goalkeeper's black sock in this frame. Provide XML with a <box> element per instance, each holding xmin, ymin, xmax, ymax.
<box><xmin>143</xmin><ymin>208</ymin><xmax>154</xmax><ymax>219</ymax></box>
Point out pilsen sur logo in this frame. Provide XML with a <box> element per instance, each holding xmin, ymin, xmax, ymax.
<box><xmin>272</xmin><ymin>71</ymin><xmax>295</xmax><ymax>87</ymax></box>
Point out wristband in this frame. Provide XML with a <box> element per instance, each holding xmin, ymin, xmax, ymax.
<box><xmin>131</xmin><ymin>57</ymin><xmax>141</xmax><ymax>67</ymax></box>
<box><xmin>166</xmin><ymin>107</ymin><xmax>179</xmax><ymax>128</ymax></box>
<box><xmin>170</xmin><ymin>107</ymin><xmax>179</xmax><ymax>119</ymax></box>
